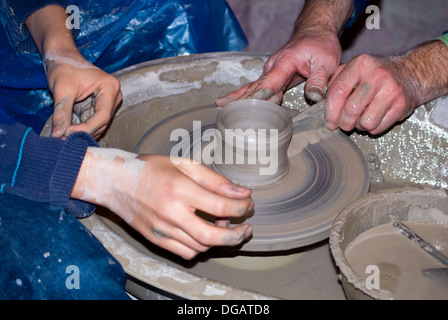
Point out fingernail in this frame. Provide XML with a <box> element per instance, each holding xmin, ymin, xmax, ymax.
<box><xmin>305</xmin><ymin>87</ymin><xmax>324</xmax><ymax>102</ymax></box>
<box><xmin>326</xmin><ymin>122</ymin><xmax>337</xmax><ymax>131</ymax></box>
<box><xmin>215</xmin><ymin>97</ymin><xmax>228</xmax><ymax>107</ymax></box>
<box><xmin>246</xmin><ymin>199</ymin><xmax>255</xmax><ymax>214</ymax></box>
<box><xmin>232</xmin><ymin>183</ymin><xmax>249</xmax><ymax>193</ymax></box>
<box><xmin>243</xmin><ymin>225</ymin><xmax>253</xmax><ymax>239</ymax></box>
<box><xmin>237</xmin><ymin>199</ymin><xmax>254</xmax><ymax>216</ymax></box>
<box><xmin>220</xmin><ymin>183</ymin><xmax>249</xmax><ymax>197</ymax></box>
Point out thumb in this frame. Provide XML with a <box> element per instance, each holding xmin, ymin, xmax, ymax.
<box><xmin>304</xmin><ymin>65</ymin><xmax>331</xmax><ymax>102</ymax></box>
<box><xmin>51</xmin><ymin>93</ymin><xmax>76</xmax><ymax>138</ymax></box>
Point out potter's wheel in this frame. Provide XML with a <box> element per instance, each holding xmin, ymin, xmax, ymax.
<box><xmin>135</xmin><ymin>102</ymin><xmax>370</xmax><ymax>251</ymax></box>
<box><xmin>39</xmin><ymin>52</ymin><xmax>448</xmax><ymax>299</ymax></box>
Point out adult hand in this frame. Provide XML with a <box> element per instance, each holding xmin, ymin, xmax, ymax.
<box><xmin>324</xmin><ymin>36</ymin><xmax>448</xmax><ymax>135</ymax></box>
<box><xmin>215</xmin><ymin>30</ymin><xmax>341</xmax><ymax>107</ymax></box>
<box><xmin>215</xmin><ymin>0</ymin><xmax>354</xmax><ymax>107</ymax></box>
<box><xmin>45</xmin><ymin>53</ymin><xmax>122</xmax><ymax>139</ymax></box>
<box><xmin>325</xmin><ymin>54</ymin><xmax>415</xmax><ymax>135</ymax></box>
<box><xmin>72</xmin><ymin>150</ymin><xmax>254</xmax><ymax>260</ymax></box>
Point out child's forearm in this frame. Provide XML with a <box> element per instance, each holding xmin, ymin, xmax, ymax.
<box><xmin>25</xmin><ymin>5</ymin><xmax>83</xmax><ymax>65</ymax></box>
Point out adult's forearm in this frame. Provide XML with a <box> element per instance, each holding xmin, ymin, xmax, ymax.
<box><xmin>388</xmin><ymin>40</ymin><xmax>448</xmax><ymax>108</ymax></box>
<box><xmin>293</xmin><ymin>0</ymin><xmax>354</xmax><ymax>37</ymax></box>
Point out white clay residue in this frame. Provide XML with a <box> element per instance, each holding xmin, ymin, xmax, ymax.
<box><xmin>90</xmin><ymin>147</ymin><xmax>139</xmax><ymax>163</ymax></box>
<box><xmin>44</xmin><ymin>52</ymin><xmax>97</xmax><ymax>70</ymax></box>
<box><xmin>202</xmin><ymin>285</ymin><xmax>227</xmax><ymax>297</ymax></box>
<box><xmin>203</xmin><ymin>60</ymin><xmax>262</xmax><ymax>87</ymax></box>
<box><xmin>79</xmin><ymin>147</ymin><xmax>145</xmax><ymax>224</ymax></box>
<box><xmin>117</xmin><ymin>60</ymin><xmax>263</xmax><ymax>113</ymax></box>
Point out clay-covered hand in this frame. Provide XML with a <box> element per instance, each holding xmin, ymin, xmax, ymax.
<box><xmin>25</xmin><ymin>4</ymin><xmax>122</xmax><ymax>139</ymax></box>
<box><xmin>215</xmin><ymin>30</ymin><xmax>341</xmax><ymax>107</ymax></box>
<box><xmin>71</xmin><ymin>149</ymin><xmax>254</xmax><ymax>260</ymax></box>
<box><xmin>45</xmin><ymin>53</ymin><xmax>122</xmax><ymax>139</ymax></box>
<box><xmin>325</xmin><ymin>54</ymin><xmax>413</xmax><ymax>135</ymax></box>
<box><xmin>325</xmin><ymin>39</ymin><xmax>448</xmax><ymax>135</ymax></box>
<box><xmin>215</xmin><ymin>0</ymin><xmax>355</xmax><ymax>107</ymax></box>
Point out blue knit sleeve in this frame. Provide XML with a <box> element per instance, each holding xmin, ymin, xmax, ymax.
<box><xmin>0</xmin><ymin>123</ymin><xmax>99</xmax><ymax>218</ymax></box>
<box><xmin>0</xmin><ymin>0</ymin><xmax>70</xmax><ymax>53</ymax></box>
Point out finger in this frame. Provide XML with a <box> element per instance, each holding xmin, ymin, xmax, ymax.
<box><xmin>233</xmin><ymin>81</ymin><xmax>262</xmax><ymax>100</ymax></box>
<box><xmin>215</xmin><ymin>217</ymin><xmax>230</xmax><ymax>228</ymax></box>
<box><xmin>304</xmin><ymin>65</ymin><xmax>331</xmax><ymax>102</ymax></box>
<box><xmin>338</xmin><ymin>82</ymin><xmax>376</xmax><ymax>131</ymax></box>
<box><xmin>141</xmin><ymin>202</ymin><xmax>252</xmax><ymax>252</ymax></box>
<box><xmin>65</xmin><ymin>88</ymin><xmax>118</xmax><ymax>137</ymax></box>
<box><xmin>174</xmin><ymin>210</ymin><xmax>253</xmax><ymax>248</ymax></box>
<box><xmin>65</xmin><ymin>113</ymin><xmax>104</xmax><ymax>138</ymax></box>
<box><xmin>168</xmin><ymin>168</ymin><xmax>254</xmax><ymax>219</ymax></box>
<box><xmin>189</xmin><ymin>182</ymin><xmax>255</xmax><ymax>218</ymax></box>
<box><xmin>267</xmin><ymin>92</ymin><xmax>283</xmax><ymax>105</ymax></box>
<box><xmin>147</xmin><ymin>190</ymin><xmax>253</xmax><ymax>249</ymax></box>
<box><xmin>358</xmin><ymin>98</ymin><xmax>409</xmax><ymax>135</ymax></box>
<box><xmin>326</xmin><ymin>63</ymin><xmax>361</xmax><ymax>130</ymax></box>
<box><xmin>177</xmin><ymin>162</ymin><xmax>252</xmax><ymax>199</ymax></box>
<box><xmin>129</xmin><ymin>210</ymin><xmax>206</xmax><ymax>259</ymax></box>
<box><xmin>149</xmin><ymin>221</ymin><xmax>210</xmax><ymax>253</ymax></box>
<box><xmin>355</xmin><ymin>95</ymin><xmax>391</xmax><ymax>133</ymax></box>
<box><xmin>149</xmin><ymin>231</ymin><xmax>201</xmax><ymax>260</ymax></box>
<box><xmin>156</xmin><ymin>222</ymin><xmax>251</xmax><ymax>259</ymax></box>
<box><xmin>246</xmin><ymin>87</ymin><xmax>275</xmax><ymax>101</ymax></box>
<box><xmin>158</xmin><ymin>238</ymin><xmax>200</xmax><ymax>260</ymax></box>
<box><xmin>247</xmin><ymin>61</ymin><xmax>299</xmax><ymax>101</ymax></box>
<box><xmin>327</xmin><ymin>64</ymin><xmax>344</xmax><ymax>87</ymax></box>
<box><xmin>159</xmin><ymin>170</ymin><xmax>255</xmax><ymax>245</ymax></box>
<box><xmin>215</xmin><ymin>83</ymin><xmax>253</xmax><ymax>107</ymax></box>
<box><xmin>265</xmin><ymin>74</ymin><xmax>305</xmax><ymax>106</ymax></box>
<box><xmin>51</xmin><ymin>94</ymin><xmax>76</xmax><ymax>138</ymax></box>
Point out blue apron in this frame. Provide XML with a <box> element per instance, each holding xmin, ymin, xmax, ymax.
<box><xmin>0</xmin><ymin>0</ymin><xmax>247</xmax><ymax>131</ymax></box>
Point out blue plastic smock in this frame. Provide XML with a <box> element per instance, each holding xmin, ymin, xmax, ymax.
<box><xmin>0</xmin><ymin>0</ymin><xmax>247</xmax><ymax>131</ymax></box>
